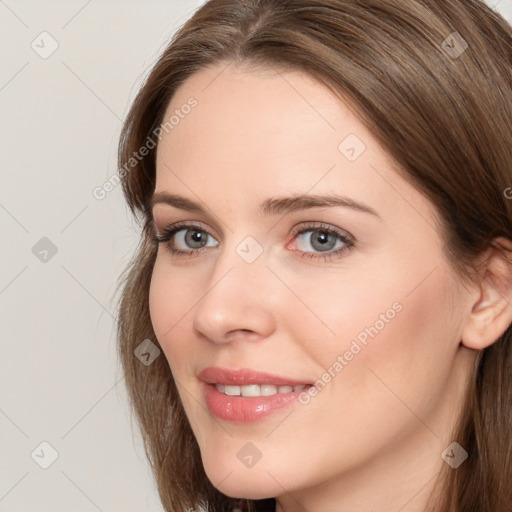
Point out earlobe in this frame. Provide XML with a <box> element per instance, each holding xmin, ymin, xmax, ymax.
<box><xmin>461</xmin><ymin>237</ymin><xmax>512</xmax><ymax>351</ymax></box>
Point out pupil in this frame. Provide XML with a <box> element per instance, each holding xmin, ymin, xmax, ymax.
<box><xmin>187</xmin><ymin>230</ymin><xmax>206</xmax><ymax>248</ymax></box>
<box><xmin>311</xmin><ymin>231</ymin><xmax>335</xmax><ymax>252</ymax></box>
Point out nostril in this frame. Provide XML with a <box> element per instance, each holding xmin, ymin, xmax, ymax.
<box><xmin>226</xmin><ymin>329</ymin><xmax>259</xmax><ymax>342</ymax></box>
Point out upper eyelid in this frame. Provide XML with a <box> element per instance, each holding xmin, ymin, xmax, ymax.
<box><xmin>154</xmin><ymin>219</ymin><xmax>215</xmax><ymax>237</ymax></box>
<box><xmin>290</xmin><ymin>221</ymin><xmax>352</xmax><ymax>239</ymax></box>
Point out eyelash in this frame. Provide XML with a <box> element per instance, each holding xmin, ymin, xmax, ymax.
<box><xmin>153</xmin><ymin>220</ymin><xmax>355</xmax><ymax>262</ymax></box>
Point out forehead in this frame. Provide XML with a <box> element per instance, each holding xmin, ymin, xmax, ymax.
<box><xmin>162</xmin><ymin>64</ymin><xmax>362</xmax><ymax>143</ymax></box>
<box><xmin>153</xmin><ymin>62</ymin><xmax>436</xmax><ymax>229</ymax></box>
<box><xmin>158</xmin><ymin>62</ymin><xmax>361</xmax><ymax>156</ymax></box>
<box><xmin>158</xmin><ymin>64</ymin><xmax>364</xmax><ymax>182</ymax></box>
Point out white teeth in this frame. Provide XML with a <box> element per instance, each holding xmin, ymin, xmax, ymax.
<box><xmin>260</xmin><ymin>384</ymin><xmax>278</xmax><ymax>396</ymax></box>
<box><xmin>224</xmin><ymin>385</ymin><xmax>241</xmax><ymax>396</ymax></box>
<box><xmin>214</xmin><ymin>383</ymin><xmax>308</xmax><ymax>396</ymax></box>
<box><xmin>241</xmin><ymin>385</ymin><xmax>260</xmax><ymax>397</ymax></box>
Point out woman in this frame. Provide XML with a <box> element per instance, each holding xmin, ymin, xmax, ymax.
<box><xmin>115</xmin><ymin>1</ymin><xmax>512</xmax><ymax>510</ymax></box>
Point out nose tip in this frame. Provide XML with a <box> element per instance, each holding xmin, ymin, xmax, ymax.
<box><xmin>192</xmin><ymin>266</ymin><xmax>276</xmax><ymax>345</ymax></box>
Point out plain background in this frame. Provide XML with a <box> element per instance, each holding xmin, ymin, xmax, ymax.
<box><xmin>1</xmin><ymin>1</ymin><xmax>511</xmax><ymax>511</ymax></box>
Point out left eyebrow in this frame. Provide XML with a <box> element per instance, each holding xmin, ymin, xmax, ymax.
<box><xmin>260</xmin><ymin>193</ymin><xmax>381</xmax><ymax>219</ymax></box>
<box><xmin>150</xmin><ymin>192</ymin><xmax>381</xmax><ymax>219</ymax></box>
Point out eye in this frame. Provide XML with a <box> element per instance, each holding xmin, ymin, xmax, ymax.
<box><xmin>153</xmin><ymin>220</ymin><xmax>354</xmax><ymax>262</ymax></box>
<box><xmin>153</xmin><ymin>221</ymin><xmax>218</xmax><ymax>257</ymax></box>
<box><xmin>288</xmin><ymin>222</ymin><xmax>354</xmax><ymax>262</ymax></box>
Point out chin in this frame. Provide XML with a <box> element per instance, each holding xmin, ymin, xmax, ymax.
<box><xmin>203</xmin><ymin>463</ymin><xmax>279</xmax><ymax>500</ymax></box>
<box><xmin>213</xmin><ymin>481</ymin><xmax>276</xmax><ymax>501</ymax></box>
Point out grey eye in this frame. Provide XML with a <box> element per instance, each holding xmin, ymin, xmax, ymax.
<box><xmin>175</xmin><ymin>228</ymin><xmax>218</xmax><ymax>250</ymax></box>
<box><xmin>296</xmin><ymin>230</ymin><xmax>345</xmax><ymax>253</ymax></box>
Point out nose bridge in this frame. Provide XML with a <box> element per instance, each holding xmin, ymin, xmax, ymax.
<box><xmin>192</xmin><ymin>233</ymin><xmax>275</xmax><ymax>343</ymax></box>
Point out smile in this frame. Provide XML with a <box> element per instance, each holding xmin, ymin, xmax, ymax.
<box><xmin>214</xmin><ymin>383</ymin><xmax>311</xmax><ymax>396</ymax></box>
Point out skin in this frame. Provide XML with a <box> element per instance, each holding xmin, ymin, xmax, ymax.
<box><xmin>148</xmin><ymin>61</ymin><xmax>512</xmax><ymax>512</ymax></box>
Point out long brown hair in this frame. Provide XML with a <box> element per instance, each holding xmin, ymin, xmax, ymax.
<box><xmin>114</xmin><ymin>1</ymin><xmax>512</xmax><ymax>510</ymax></box>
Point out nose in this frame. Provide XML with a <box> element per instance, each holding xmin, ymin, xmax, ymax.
<box><xmin>192</xmin><ymin>247</ymin><xmax>277</xmax><ymax>344</ymax></box>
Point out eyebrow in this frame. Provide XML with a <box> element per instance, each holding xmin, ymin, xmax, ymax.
<box><xmin>150</xmin><ymin>192</ymin><xmax>381</xmax><ymax>219</ymax></box>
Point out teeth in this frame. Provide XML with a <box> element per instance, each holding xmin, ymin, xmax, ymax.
<box><xmin>241</xmin><ymin>384</ymin><xmax>260</xmax><ymax>397</ymax></box>
<box><xmin>260</xmin><ymin>385</ymin><xmax>277</xmax><ymax>396</ymax></box>
<box><xmin>214</xmin><ymin>383</ymin><xmax>308</xmax><ymax>397</ymax></box>
<box><xmin>224</xmin><ymin>385</ymin><xmax>240</xmax><ymax>396</ymax></box>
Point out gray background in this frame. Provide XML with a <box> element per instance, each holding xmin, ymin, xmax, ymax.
<box><xmin>1</xmin><ymin>1</ymin><xmax>511</xmax><ymax>510</ymax></box>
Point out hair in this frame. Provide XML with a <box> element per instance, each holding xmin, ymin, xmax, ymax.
<box><xmin>114</xmin><ymin>1</ymin><xmax>512</xmax><ymax>510</ymax></box>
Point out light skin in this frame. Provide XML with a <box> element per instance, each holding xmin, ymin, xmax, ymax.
<box><xmin>148</xmin><ymin>61</ymin><xmax>512</xmax><ymax>512</ymax></box>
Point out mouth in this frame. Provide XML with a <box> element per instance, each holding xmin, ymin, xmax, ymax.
<box><xmin>198</xmin><ymin>367</ymin><xmax>314</xmax><ymax>423</ymax></box>
<box><xmin>213</xmin><ymin>383</ymin><xmax>312</xmax><ymax>397</ymax></box>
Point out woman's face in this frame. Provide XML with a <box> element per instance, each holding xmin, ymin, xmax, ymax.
<box><xmin>149</xmin><ymin>62</ymin><xmax>477</xmax><ymax>507</ymax></box>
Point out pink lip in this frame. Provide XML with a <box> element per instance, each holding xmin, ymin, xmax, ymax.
<box><xmin>198</xmin><ymin>366</ymin><xmax>312</xmax><ymax>386</ymax></box>
<box><xmin>198</xmin><ymin>367</ymin><xmax>313</xmax><ymax>423</ymax></box>
<box><xmin>202</xmin><ymin>383</ymin><xmax>310</xmax><ymax>423</ymax></box>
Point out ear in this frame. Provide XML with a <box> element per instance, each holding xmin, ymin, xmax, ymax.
<box><xmin>461</xmin><ymin>237</ymin><xmax>512</xmax><ymax>351</ymax></box>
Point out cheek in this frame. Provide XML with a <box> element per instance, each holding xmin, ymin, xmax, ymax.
<box><xmin>278</xmin><ymin>264</ymin><xmax>400</xmax><ymax>375</ymax></box>
<box><xmin>148</xmin><ymin>262</ymin><xmax>171</xmax><ymax>341</ymax></box>
<box><xmin>148</xmin><ymin>258</ymin><xmax>194</xmax><ymax>360</ymax></box>
<box><xmin>306</xmin><ymin>250</ymin><xmax>458</xmax><ymax>413</ymax></box>
<box><xmin>321</xmin><ymin>265</ymin><xmax>458</xmax><ymax>426</ymax></box>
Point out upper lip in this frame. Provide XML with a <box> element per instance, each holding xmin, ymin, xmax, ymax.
<box><xmin>198</xmin><ymin>366</ymin><xmax>312</xmax><ymax>386</ymax></box>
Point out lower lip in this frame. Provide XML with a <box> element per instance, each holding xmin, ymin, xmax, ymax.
<box><xmin>203</xmin><ymin>383</ymin><xmax>309</xmax><ymax>423</ymax></box>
